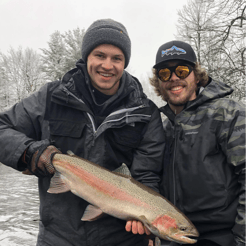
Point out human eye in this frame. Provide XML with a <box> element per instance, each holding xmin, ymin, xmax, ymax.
<box><xmin>113</xmin><ymin>55</ymin><xmax>123</xmax><ymax>62</ymax></box>
<box><xmin>92</xmin><ymin>51</ymin><xmax>105</xmax><ymax>59</ymax></box>
<box><xmin>96</xmin><ymin>53</ymin><xmax>104</xmax><ymax>58</ymax></box>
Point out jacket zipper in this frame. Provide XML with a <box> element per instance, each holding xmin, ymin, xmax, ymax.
<box><xmin>62</xmin><ymin>87</ymin><xmax>97</xmax><ymax>133</ymax></box>
<box><xmin>172</xmin><ymin>123</ymin><xmax>178</xmax><ymax>206</ymax></box>
<box><xmin>62</xmin><ymin>87</ymin><xmax>148</xmax><ymax>136</ymax></box>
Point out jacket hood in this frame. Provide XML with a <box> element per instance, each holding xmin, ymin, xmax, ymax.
<box><xmin>193</xmin><ymin>78</ymin><xmax>233</xmax><ymax>106</ymax></box>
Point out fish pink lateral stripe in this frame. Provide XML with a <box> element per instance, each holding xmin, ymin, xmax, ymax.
<box><xmin>55</xmin><ymin>159</ymin><xmax>151</xmax><ymax>209</ymax></box>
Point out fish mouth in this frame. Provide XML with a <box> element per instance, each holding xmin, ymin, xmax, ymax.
<box><xmin>180</xmin><ymin>235</ymin><xmax>198</xmax><ymax>244</ymax></box>
<box><xmin>172</xmin><ymin>232</ymin><xmax>199</xmax><ymax>244</ymax></box>
<box><xmin>163</xmin><ymin>229</ymin><xmax>199</xmax><ymax>244</ymax></box>
<box><xmin>165</xmin><ymin>234</ymin><xmax>198</xmax><ymax>244</ymax></box>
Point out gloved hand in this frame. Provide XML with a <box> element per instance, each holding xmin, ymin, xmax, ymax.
<box><xmin>22</xmin><ymin>139</ymin><xmax>61</xmax><ymax>178</ymax></box>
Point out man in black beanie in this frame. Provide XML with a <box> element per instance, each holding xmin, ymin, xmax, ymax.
<box><xmin>0</xmin><ymin>19</ymin><xmax>165</xmax><ymax>246</ymax></box>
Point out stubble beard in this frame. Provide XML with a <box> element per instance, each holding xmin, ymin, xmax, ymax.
<box><xmin>163</xmin><ymin>82</ymin><xmax>198</xmax><ymax>107</ymax></box>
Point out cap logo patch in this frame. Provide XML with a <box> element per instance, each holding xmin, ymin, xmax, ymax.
<box><xmin>161</xmin><ymin>45</ymin><xmax>186</xmax><ymax>57</ymax></box>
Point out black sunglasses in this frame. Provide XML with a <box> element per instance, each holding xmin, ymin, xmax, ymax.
<box><xmin>157</xmin><ymin>64</ymin><xmax>194</xmax><ymax>82</ymax></box>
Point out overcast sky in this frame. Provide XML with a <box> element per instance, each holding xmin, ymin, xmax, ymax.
<box><xmin>0</xmin><ymin>0</ymin><xmax>187</xmax><ymax>79</ymax></box>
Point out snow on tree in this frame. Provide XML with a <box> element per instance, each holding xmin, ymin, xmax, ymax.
<box><xmin>176</xmin><ymin>0</ymin><xmax>246</xmax><ymax>102</ymax></box>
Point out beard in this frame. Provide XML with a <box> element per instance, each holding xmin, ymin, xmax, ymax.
<box><xmin>161</xmin><ymin>80</ymin><xmax>198</xmax><ymax>106</ymax></box>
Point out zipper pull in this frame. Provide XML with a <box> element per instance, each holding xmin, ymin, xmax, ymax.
<box><xmin>62</xmin><ymin>87</ymin><xmax>70</xmax><ymax>104</ymax></box>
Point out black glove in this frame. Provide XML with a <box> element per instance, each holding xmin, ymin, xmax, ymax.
<box><xmin>23</xmin><ymin>139</ymin><xmax>61</xmax><ymax>178</ymax></box>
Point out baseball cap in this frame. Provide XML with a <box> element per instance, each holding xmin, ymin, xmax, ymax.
<box><xmin>153</xmin><ymin>40</ymin><xmax>197</xmax><ymax>68</ymax></box>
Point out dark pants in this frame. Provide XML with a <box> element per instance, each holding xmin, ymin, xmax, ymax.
<box><xmin>161</xmin><ymin>239</ymin><xmax>220</xmax><ymax>246</ymax></box>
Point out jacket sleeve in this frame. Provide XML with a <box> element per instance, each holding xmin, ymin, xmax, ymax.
<box><xmin>233</xmin><ymin>165</ymin><xmax>245</xmax><ymax>246</ymax></box>
<box><xmin>130</xmin><ymin>101</ymin><xmax>165</xmax><ymax>193</ymax></box>
<box><xmin>0</xmin><ymin>83</ymin><xmax>50</xmax><ymax>171</ymax></box>
<box><xmin>219</xmin><ymin>102</ymin><xmax>245</xmax><ymax>245</ymax></box>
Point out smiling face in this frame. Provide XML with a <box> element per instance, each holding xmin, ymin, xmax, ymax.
<box><xmin>158</xmin><ymin>61</ymin><xmax>199</xmax><ymax>114</ymax></box>
<box><xmin>87</xmin><ymin>44</ymin><xmax>125</xmax><ymax>95</ymax></box>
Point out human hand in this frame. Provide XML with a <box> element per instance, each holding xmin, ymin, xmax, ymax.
<box><xmin>22</xmin><ymin>139</ymin><xmax>61</xmax><ymax>177</ymax></box>
<box><xmin>125</xmin><ymin>220</ymin><xmax>151</xmax><ymax>235</ymax></box>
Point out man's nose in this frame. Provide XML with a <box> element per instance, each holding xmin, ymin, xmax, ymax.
<box><xmin>102</xmin><ymin>58</ymin><xmax>113</xmax><ymax>70</ymax></box>
<box><xmin>169</xmin><ymin>71</ymin><xmax>179</xmax><ymax>81</ymax></box>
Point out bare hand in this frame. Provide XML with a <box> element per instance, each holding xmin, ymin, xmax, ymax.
<box><xmin>148</xmin><ymin>239</ymin><xmax>154</xmax><ymax>246</ymax></box>
<box><xmin>125</xmin><ymin>220</ymin><xmax>151</xmax><ymax>235</ymax></box>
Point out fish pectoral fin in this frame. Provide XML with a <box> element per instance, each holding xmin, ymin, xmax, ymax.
<box><xmin>81</xmin><ymin>205</ymin><xmax>104</xmax><ymax>221</ymax></box>
<box><xmin>47</xmin><ymin>171</ymin><xmax>70</xmax><ymax>194</ymax></box>
<box><xmin>139</xmin><ymin>215</ymin><xmax>159</xmax><ymax>235</ymax></box>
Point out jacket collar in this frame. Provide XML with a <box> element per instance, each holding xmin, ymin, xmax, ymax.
<box><xmin>160</xmin><ymin>78</ymin><xmax>234</xmax><ymax>120</ymax></box>
<box><xmin>54</xmin><ymin>59</ymin><xmax>148</xmax><ymax>113</ymax></box>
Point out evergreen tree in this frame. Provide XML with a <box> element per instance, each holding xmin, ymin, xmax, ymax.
<box><xmin>41</xmin><ymin>31</ymin><xmax>66</xmax><ymax>81</ymax></box>
<box><xmin>41</xmin><ymin>28</ymin><xmax>85</xmax><ymax>81</ymax></box>
<box><xmin>63</xmin><ymin>27</ymin><xmax>85</xmax><ymax>71</ymax></box>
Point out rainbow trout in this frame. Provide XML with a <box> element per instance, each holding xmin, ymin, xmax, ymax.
<box><xmin>48</xmin><ymin>152</ymin><xmax>199</xmax><ymax>244</ymax></box>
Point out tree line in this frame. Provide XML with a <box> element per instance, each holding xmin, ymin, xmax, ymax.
<box><xmin>0</xmin><ymin>28</ymin><xmax>85</xmax><ymax>111</ymax></box>
<box><xmin>176</xmin><ymin>0</ymin><xmax>246</xmax><ymax>101</ymax></box>
<box><xmin>0</xmin><ymin>0</ymin><xmax>245</xmax><ymax>112</ymax></box>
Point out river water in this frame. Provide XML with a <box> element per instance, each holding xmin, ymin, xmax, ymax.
<box><xmin>0</xmin><ymin>163</ymin><xmax>39</xmax><ymax>246</ymax></box>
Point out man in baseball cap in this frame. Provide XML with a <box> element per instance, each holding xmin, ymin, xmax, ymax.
<box><xmin>150</xmin><ymin>40</ymin><xmax>245</xmax><ymax>246</ymax></box>
<box><xmin>151</xmin><ymin>40</ymin><xmax>205</xmax><ymax>115</ymax></box>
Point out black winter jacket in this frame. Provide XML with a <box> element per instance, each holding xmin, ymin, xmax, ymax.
<box><xmin>160</xmin><ymin>79</ymin><xmax>245</xmax><ymax>246</ymax></box>
<box><xmin>0</xmin><ymin>61</ymin><xmax>165</xmax><ymax>246</ymax></box>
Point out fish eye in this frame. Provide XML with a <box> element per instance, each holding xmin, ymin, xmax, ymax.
<box><xmin>179</xmin><ymin>226</ymin><xmax>187</xmax><ymax>231</ymax></box>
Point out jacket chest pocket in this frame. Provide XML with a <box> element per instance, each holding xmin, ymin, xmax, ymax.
<box><xmin>107</xmin><ymin>122</ymin><xmax>146</xmax><ymax>149</ymax></box>
<box><xmin>49</xmin><ymin>120</ymin><xmax>86</xmax><ymax>138</ymax></box>
<box><xmin>49</xmin><ymin>120</ymin><xmax>87</xmax><ymax>154</ymax></box>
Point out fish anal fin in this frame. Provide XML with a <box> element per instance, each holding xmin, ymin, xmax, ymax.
<box><xmin>81</xmin><ymin>205</ymin><xmax>104</xmax><ymax>221</ymax></box>
<box><xmin>47</xmin><ymin>171</ymin><xmax>70</xmax><ymax>194</ymax></box>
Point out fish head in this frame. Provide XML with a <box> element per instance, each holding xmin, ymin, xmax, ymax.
<box><xmin>150</xmin><ymin>214</ymin><xmax>199</xmax><ymax>244</ymax></box>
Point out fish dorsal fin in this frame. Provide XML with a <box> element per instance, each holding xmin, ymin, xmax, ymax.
<box><xmin>139</xmin><ymin>215</ymin><xmax>159</xmax><ymax>235</ymax></box>
<box><xmin>81</xmin><ymin>205</ymin><xmax>104</xmax><ymax>221</ymax></box>
<box><xmin>47</xmin><ymin>171</ymin><xmax>70</xmax><ymax>194</ymax></box>
<box><xmin>113</xmin><ymin>163</ymin><xmax>131</xmax><ymax>177</ymax></box>
<box><xmin>67</xmin><ymin>150</ymin><xmax>75</xmax><ymax>156</ymax></box>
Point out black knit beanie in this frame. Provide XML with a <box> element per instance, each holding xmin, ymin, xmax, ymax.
<box><xmin>81</xmin><ymin>19</ymin><xmax>131</xmax><ymax>68</ymax></box>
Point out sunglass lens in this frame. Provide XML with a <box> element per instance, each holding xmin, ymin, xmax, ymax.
<box><xmin>176</xmin><ymin>66</ymin><xmax>190</xmax><ymax>79</ymax></box>
<box><xmin>158</xmin><ymin>68</ymin><xmax>171</xmax><ymax>82</ymax></box>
